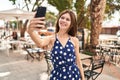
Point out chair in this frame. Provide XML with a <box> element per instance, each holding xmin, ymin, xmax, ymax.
<box><xmin>0</xmin><ymin>40</ymin><xmax>11</xmax><ymax>56</ymax></box>
<box><xmin>25</xmin><ymin>48</ymin><xmax>45</xmax><ymax>61</ymax></box>
<box><xmin>44</xmin><ymin>50</ymin><xmax>53</xmax><ymax>74</ymax></box>
<box><xmin>84</xmin><ymin>58</ymin><xmax>105</xmax><ymax>80</ymax></box>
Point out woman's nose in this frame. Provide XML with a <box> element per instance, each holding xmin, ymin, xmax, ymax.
<box><xmin>62</xmin><ymin>18</ymin><xmax>66</xmax><ymax>22</ymax></box>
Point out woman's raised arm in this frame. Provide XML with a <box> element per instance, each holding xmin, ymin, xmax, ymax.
<box><xmin>27</xmin><ymin>17</ymin><xmax>51</xmax><ymax>48</ymax></box>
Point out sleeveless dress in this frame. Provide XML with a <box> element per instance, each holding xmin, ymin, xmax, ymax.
<box><xmin>50</xmin><ymin>36</ymin><xmax>81</xmax><ymax>80</ymax></box>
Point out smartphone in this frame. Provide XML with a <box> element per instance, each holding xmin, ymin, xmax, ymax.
<box><xmin>35</xmin><ymin>6</ymin><xmax>47</xmax><ymax>18</ymax></box>
<box><xmin>35</xmin><ymin>7</ymin><xmax>46</xmax><ymax>29</ymax></box>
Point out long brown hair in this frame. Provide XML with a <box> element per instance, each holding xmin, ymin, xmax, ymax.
<box><xmin>55</xmin><ymin>9</ymin><xmax>78</xmax><ymax>36</ymax></box>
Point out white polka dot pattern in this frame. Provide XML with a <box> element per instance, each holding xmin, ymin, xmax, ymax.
<box><xmin>50</xmin><ymin>37</ymin><xmax>81</xmax><ymax>80</ymax></box>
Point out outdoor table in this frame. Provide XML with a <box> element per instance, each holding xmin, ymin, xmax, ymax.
<box><xmin>80</xmin><ymin>53</ymin><xmax>92</xmax><ymax>70</ymax></box>
<box><xmin>25</xmin><ymin>48</ymin><xmax>46</xmax><ymax>61</ymax></box>
<box><xmin>80</xmin><ymin>53</ymin><xmax>92</xmax><ymax>60</ymax></box>
<box><xmin>23</xmin><ymin>40</ymin><xmax>36</xmax><ymax>48</ymax></box>
<box><xmin>99</xmin><ymin>44</ymin><xmax>120</xmax><ymax>65</ymax></box>
<box><xmin>8</xmin><ymin>40</ymin><xmax>21</xmax><ymax>50</ymax></box>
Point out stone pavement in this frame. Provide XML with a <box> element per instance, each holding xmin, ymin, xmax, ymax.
<box><xmin>0</xmin><ymin>50</ymin><xmax>120</xmax><ymax>80</ymax></box>
<box><xmin>0</xmin><ymin>50</ymin><xmax>48</xmax><ymax>80</ymax></box>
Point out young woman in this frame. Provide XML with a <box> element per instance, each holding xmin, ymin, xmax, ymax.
<box><xmin>28</xmin><ymin>9</ymin><xmax>85</xmax><ymax>80</ymax></box>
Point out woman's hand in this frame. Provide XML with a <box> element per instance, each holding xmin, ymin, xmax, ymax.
<box><xmin>28</xmin><ymin>17</ymin><xmax>46</xmax><ymax>33</ymax></box>
<box><xmin>27</xmin><ymin>17</ymin><xmax>47</xmax><ymax>48</ymax></box>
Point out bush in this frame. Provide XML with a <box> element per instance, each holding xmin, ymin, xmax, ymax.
<box><xmin>83</xmin><ymin>51</ymin><xmax>93</xmax><ymax>56</ymax></box>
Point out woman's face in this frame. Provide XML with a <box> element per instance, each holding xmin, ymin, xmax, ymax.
<box><xmin>58</xmin><ymin>13</ymin><xmax>71</xmax><ymax>30</ymax></box>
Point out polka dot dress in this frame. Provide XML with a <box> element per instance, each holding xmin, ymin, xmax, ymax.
<box><xmin>50</xmin><ymin>37</ymin><xmax>81</xmax><ymax>80</ymax></box>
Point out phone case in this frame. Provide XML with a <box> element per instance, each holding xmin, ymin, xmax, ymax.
<box><xmin>35</xmin><ymin>7</ymin><xmax>46</xmax><ymax>18</ymax></box>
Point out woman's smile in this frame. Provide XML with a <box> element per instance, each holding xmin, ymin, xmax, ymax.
<box><xmin>59</xmin><ymin>13</ymin><xmax>71</xmax><ymax>29</ymax></box>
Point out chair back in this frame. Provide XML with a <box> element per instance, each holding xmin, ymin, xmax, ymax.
<box><xmin>84</xmin><ymin>58</ymin><xmax>105</xmax><ymax>80</ymax></box>
<box><xmin>91</xmin><ymin>59</ymin><xmax>105</xmax><ymax>71</ymax></box>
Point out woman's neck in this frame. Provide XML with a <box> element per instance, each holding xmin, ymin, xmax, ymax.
<box><xmin>57</xmin><ymin>32</ymin><xmax>69</xmax><ymax>38</ymax></box>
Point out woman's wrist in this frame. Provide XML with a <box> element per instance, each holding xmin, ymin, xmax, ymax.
<box><xmin>27</xmin><ymin>25</ymin><xmax>35</xmax><ymax>33</ymax></box>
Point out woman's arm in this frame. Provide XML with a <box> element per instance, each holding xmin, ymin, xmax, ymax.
<box><xmin>27</xmin><ymin>17</ymin><xmax>51</xmax><ymax>48</ymax></box>
<box><xmin>74</xmin><ymin>37</ymin><xmax>85</xmax><ymax>80</ymax></box>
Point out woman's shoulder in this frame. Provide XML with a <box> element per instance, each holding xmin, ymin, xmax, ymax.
<box><xmin>46</xmin><ymin>34</ymin><xmax>56</xmax><ymax>41</ymax></box>
<box><xmin>46</xmin><ymin>34</ymin><xmax>56</xmax><ymax>48</ymax></box>
<box><xmin>70</xmin><ymin>36</ymin><xmax>79</xmax><ymax>47</ymax></box>
<box><xmin>70</xmin><ymin>36</ymin><xmax>79</xmax><ymax>42</ymax></box>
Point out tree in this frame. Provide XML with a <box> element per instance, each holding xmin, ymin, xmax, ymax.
<box><xmin>89</xmin><ymin>0</ymin><xmax>106</xmax><ymax>55</ymax></box>
<box><xmin>88</xmin><ymin>0</ymin><xmax>120</xmax><ymax>55</ymax></box>
<box><xmin>75</xmin><ymin>0</ymin><xmax>86</xmax><ymax>28</ymax></box>
<box><xmin>9</xmin><ymin>0</ymin><xmax>45</xmax><ymax>11</ymax></box>
<box><xmin>48</xmin><ymin>0</ymin><xmax>90</xmax><ymax>29</ymax></box>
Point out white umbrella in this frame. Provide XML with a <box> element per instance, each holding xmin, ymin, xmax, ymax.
<box><xmin>0</xmin><ymin>8</ymin><xmax>35</xmax><ymax>20</ymax></box>
<box><xmin>0</xmin><ymin>8</ymin><xmax>35</xmax><ymax>30</ymax></box>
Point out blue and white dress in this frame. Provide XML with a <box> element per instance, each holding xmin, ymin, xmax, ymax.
<box><xmin>50</xmin><ymin>36</ymin><xmax>81</xmax><ymax>80</ymax></box>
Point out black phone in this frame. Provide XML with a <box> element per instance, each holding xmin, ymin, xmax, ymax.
<box><xmin>35</xmin><ymin>6</ymin><xmax>46</xmax><ymax>18</ymax></box>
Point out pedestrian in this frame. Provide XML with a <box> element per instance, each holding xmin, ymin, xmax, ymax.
<box><xmin>28</xmin><ymin>9</ymin><xmax>85</xmax><ymax>80</ymax></box>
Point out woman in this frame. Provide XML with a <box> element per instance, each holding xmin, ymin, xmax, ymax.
<box><xmin>28</xmin><ymin>9</ymin><xmax>85</xmax><ymax>80</ymax></box>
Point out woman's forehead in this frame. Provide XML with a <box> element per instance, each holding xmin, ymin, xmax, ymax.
<box><xmin>61</xmin><ymin>13</ymin><xmax>70</xmax><ymax>18</ymax></box>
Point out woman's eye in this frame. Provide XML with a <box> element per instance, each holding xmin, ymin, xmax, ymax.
<box><xmin>60</xmin><ymin>16</ymin><xmax>71</xmax><ymax>21</ymax></box>
<box><xmin>61</xmin><ymin>16</ymin><xmax>64</xmax><ymax>19</ymax></box>
<box><xmin>66</xmin><ymin>18</ymin><xmax>70</xmax><ymax>21</ymax></box>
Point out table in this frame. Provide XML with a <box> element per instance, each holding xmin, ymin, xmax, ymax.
<box><xmin>80</xmin><ymin>53</ymin><xmax>92</xmax><ymax>60</ymax></box>
<box><xmin>96</xmin><ymin>44</ymin><xmax>120</xmax><ymax>66</ymax></box>
<box><xmin>98</xmin><ymin>37</ymin><xmax>118</xmax><ymax>45</ymax></box>
<box><xmin>79</xmin><ymin>53</ymin><xmax>92</xmax><ymax>70</ymax></box>
<box><xmin>25</xmin><ymin>48</ymin><xmax>46</xmax><ymax>61</ymax></box>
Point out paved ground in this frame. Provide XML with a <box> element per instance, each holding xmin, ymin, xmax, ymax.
<box><xmin>102</xmin><ymin>63</ymin><xmax>120</xmax><ymax>80</ymax></box>
<box><xmin>0</xmin><ymin>50</ymin><xmax>48</xmax><ymax>80</ymax></box>
<box><xmin>0</xmin><ymin>49</ymin><xmax>120</xmax><ymax>80</ymax></box>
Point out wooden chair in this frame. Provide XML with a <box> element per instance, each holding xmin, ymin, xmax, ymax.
<box><xmin>84</xmin><ymin>58</ymin><xmax>105</xmax><ymax>80</ymax></box>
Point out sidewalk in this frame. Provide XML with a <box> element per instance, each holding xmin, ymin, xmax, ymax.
<box><xmin>0</xmin><ymin>50</ymin><xmax>120</xmax><ymax>80</ymax></box>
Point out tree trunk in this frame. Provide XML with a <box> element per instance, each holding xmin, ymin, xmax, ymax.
<box><xmin>90</xmin><ymin>0</ymin><xmax>106</xmax><ymax>55</ymax></box>
<box><xmin>20</xmin><ymin>20</ymin><xmax>29</xmax><ymax>37</ymax></box>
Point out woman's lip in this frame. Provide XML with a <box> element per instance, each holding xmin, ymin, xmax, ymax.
<box><xmin>60</xmin><ymin>22</ymin><xmax>66</xmax><ymax>26</ymax></box>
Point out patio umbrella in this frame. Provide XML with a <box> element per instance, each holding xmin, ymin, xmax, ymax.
<box><xmin>0</xmin><ymin>8</ymin><xmax>35</xmax><ymax>30</ymax></box>
<box><xmin>0</xmin><ymin>8</ymin><xmax>35</xmax><ymax>20</ymax></box>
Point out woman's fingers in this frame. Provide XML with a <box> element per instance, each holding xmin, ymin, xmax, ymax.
<box><xmin>30</xmin><ymin>24</ymin><xmax>45</xmax><ymax>29</ymax></box>
<box><xmin>30</xmin><ymin>20</ymin><xmax>45</xmax><ymax>25</ymax></box>
<box><xmin>29</xmin><ymin>17</ymin><xmax>46</xmax><ymax>31</ymax></box>
<box><xmin>32</xmin><ymin>17</ymin><xmax>45</xmax><ymax>22</ymax></box>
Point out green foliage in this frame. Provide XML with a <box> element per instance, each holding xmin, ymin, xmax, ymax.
<box><xmin>8</xmin><ymin>0</ymin><xmax>120</xmax><ymax>29</ymax></box>
<box><xmin>48</xmin><ymin>0</ymin><xmax>73</xmax><ymax>12</ymax></box>
<box><xmin>9</xmin><ymin>0</ymin><xmax>45</xmax><ymax>11</ymax></box>
<box><xmin>9</xmin><ymin>0</ymin><xmax>16</xmax><ymax>4</ymax></box>
<box><xmin>74</xmin><ymin>0</ymin><xmax>86</xmax><ymax>14</ymax></box>
<box><xmin>46</xmin><ymin>12</ymin><xmax>57</xmax><ymax>26</ymax></box>
<box><xmin>105</xmin><ymin>0</ymin><xmax>120</xmax><ymax>17</ymax></box>
<box><xmin>9</xmin><ymin>21</ymin><xmax>17</xmax><ymax>29</ymax></box>
<box><xmin>83</xmin><ymin>51</ymin><xmax>93</xmax><ymax>56</ymax></box>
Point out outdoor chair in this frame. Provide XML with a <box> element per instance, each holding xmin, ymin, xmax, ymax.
<box><xmin>44</xmin><ymin>50</ymin><xmax>53</xmax><ymax>74</ymax></box>
<box><xmin>25</xmin><ymin>48</ymin><xmax>45</xmax><ymax>61</ymax></box>
<box><xmin>106</xmin><ymin>45</ymin><xmax>120</xmax><ymax>65</ymax></box>
<box><xmin>84</xmin><ymin>58</ymin><xmax>105</xmax><ymax>80</ymax></box>
<box><xmin>0</xmin><ymin>40</ymin><xmax>11</xmax><ymax>56</ymax></box>
<box><xmin>82</xmin><ymin>57</ymin><xmax>92</xmax><ymax>71</ymax></box>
